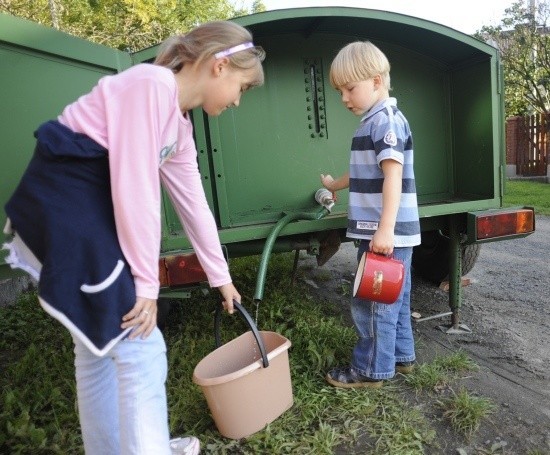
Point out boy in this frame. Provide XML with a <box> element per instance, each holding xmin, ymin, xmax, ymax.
<box><xmin>320</xmin><ymin>41</ymin><xmax>421</xmax><ymax>388</ymax></box>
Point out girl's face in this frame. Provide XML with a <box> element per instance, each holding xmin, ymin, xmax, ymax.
<box><xmin>337</xmin><ymin>75</ymin><xmax>383</xmax><ymax>116</ymax></box>
<box><xmin>203</xmin><ymin>64</ymin><xmax>259</xmax><ymax>117</ymax></box>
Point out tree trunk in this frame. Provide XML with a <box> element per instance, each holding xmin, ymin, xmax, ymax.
<box><xmin>48</xmin><ymin>0</ymin><xmax>59</xmax><ymax>29</ymax></box>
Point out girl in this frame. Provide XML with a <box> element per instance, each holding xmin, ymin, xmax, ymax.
<box><xmin>3</xmin><ymin>20</ymin><xmax>265</xmax><ymax>455</ymax></box>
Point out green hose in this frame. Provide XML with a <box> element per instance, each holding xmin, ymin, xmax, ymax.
<box><xmin>254</xmin><ymin>207</ymin><xmax>330</xmax><ymax>302</ymax></box>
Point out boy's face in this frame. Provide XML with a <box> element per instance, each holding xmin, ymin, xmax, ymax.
<box><xmin>336</xmin><ymin>76</ymin><xmax>383</xmax><ymax>116</ymax></box>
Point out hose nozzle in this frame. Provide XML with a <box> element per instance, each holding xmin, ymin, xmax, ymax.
<box><xmin>315</xmin><ymin>188</ymin><xmax>335</xmax><ymax>212</ymax></box>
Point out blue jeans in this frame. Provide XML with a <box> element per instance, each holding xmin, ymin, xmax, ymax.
<box><xmin>72</xmin><ymin>327</ymin><xmax>171</xmax><ymax>455</ymax></box>
<box><xmin>351</xmin><ymin>241</ymin><xmax>415</xmax><ymax>380</ymax></box>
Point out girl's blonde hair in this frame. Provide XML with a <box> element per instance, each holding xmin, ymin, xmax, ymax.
<box><xmin>329</xmin><ymin>41</ymin><xmax>391</xmax><ymax>90</ymax></box>
<box><xmin>154</xmin><ymin>21</ymin><xmax>265</xmax><ymax>88</ymax></box>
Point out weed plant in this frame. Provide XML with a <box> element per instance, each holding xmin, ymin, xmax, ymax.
<box><xmin>439</xmin><ymin>388</ymin><xmax>496</xmax><ymax>438</ymax></box>
<box><xmin>403</xmin><ymin>351</ymin><xmax>479</xmax><ymax>392</ymax></box>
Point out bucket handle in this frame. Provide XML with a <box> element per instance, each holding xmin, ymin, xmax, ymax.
<box><xmin>215</xmin><ymin>300</ymin><xmax>269</xmax><ymax>368</ymax></box>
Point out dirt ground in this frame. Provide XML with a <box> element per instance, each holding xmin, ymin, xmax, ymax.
<box><xmin>298</xmin><ymin>215</ymin><xmax>550</xmax><ymax>454</ymax></box>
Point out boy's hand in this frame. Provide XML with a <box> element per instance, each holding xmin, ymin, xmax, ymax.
<box><xmin>370</xmin><ymin>227</ymin><xmax>395</xmax><ymax>256</ymax></box>
<box><xmin>320</xmin><ymin>174</ymin><xmax>338</xmax><ymax>201</ymax></box>
<box><xmin>320</xmin><ymin>173</ymin><xmax>335</xmax><ymax>190</ymax></box>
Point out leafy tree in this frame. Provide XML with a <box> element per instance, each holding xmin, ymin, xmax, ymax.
<box><xmin>251</xmin><ymin>0</ymin><xmax>266</xmax><ymax>13</ymax></box>
<box><xmin>476</xmin><ymin>0</ymin><xmax>550</xmax><ymax>117</ymax></box>
<box><xmin>0</xmin><ymin>0</ymin><xmax>262</xmax><ymax>50</ymax></box>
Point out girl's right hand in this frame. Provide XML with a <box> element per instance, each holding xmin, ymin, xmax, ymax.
<box><xmin>218</xmin><ymin>282</ymin><xmax>241</xmax><ymax>314</ymax></box>
<box><xmin>121</xmin><ymin>296</ymin><xmax>157</xmax><ymax>339</ymax></box>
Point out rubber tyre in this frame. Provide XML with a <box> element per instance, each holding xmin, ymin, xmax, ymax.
<box><xmin>412</xmin><ymin>231</ymin><xmax>481</xmax><ymax>284</ymax></box>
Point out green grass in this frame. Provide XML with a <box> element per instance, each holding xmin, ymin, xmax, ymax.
<box><xmin>0</xmin><ymin>293</ymin><xmax>79</xmax><ymax>454</ymax></box>
<box><xmin>504</xmin><ymin>179</ymin><xmax>550</xmax><ymax>216</ymax></box>
<box><xmin>1</xmin><ymin>253</ymin><xmax>495</xmax><ymax>455</ymax></box>
<box><xmin>403</xmin><ymin>351</ymin><xmax>478</xmax><ymax>392</ymax></box>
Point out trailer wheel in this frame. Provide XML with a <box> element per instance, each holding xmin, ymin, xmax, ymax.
<box><xmin>412</xmin><ymin>230</ymin><xmax>481</xmax><ymax>284</ymax></box>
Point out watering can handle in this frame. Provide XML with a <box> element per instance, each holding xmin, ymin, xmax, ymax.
<box><xmin>214</xmin><ymin>300</ymin><xmax>269</xmax><ymax>368</ymax></box>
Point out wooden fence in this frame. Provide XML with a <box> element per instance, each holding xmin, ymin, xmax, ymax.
<box><xmin>506</xmin><ymin>113</ymin><xmax>549</xmax><ymax>177</ymax></box>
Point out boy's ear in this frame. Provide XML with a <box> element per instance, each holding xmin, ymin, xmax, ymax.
<box><xmin>373</xmin><ymin>74</ymin><xmax>383</xmax><ymax>89</ymax></box>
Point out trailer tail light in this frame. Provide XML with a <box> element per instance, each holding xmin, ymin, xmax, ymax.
<box><xmin>158</xmin><ymin>252</ymin><xmax>208</xmax><ymax>287</ymax></box>
<box><xmin>474</xmin><ymin>208</ymin><xmax>535</xmax><ymax>240</ymax></box>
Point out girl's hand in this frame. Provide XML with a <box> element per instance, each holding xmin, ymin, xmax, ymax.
<box><xmin>218</xmin><ymin>282</ymin><xmax>241</xmax><ymax>314</ymax></box>
<box><xmin>121</xmin><ymin>296</ymin><xmax>157</xmax><ymax>340</ymax></box>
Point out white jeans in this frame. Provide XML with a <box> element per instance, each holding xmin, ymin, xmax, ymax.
<box><xmin>73</xmin><ymin>327</ymin><xmax>171</xmax><ymax>455</ymax></box>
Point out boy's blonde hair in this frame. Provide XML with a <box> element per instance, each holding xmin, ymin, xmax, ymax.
<box><xmin>155</xmin><ymin>21</ymin><xmax>265</xmax><ymax>88</ymax></box>
<box><xmin>329</xmin><ymin>41</ymin><xmax>391</xmax><ymax>90</ymax></box>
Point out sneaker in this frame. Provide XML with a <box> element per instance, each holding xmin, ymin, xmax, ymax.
<box><xmin>396</xmin><ymin>361</ymin><xmax>415</xmax><ymax>374</ymax></box>
<box><xmin>326</xmin><ymin>366</ymin><xmax>383</xmax><ymax>389</ymax></box>
<box><xmin>170</xmin><ymin>436</ymin><xmax>200</xmax><ymax>455</ymax></box>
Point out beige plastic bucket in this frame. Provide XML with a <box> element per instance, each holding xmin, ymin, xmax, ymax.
<box><xmin>192</xmin><ymin>302</ymin><xmax>293</xmax><ymax>439</ymax></box>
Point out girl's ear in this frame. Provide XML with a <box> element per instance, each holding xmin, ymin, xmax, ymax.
<box><xmin>213</xmin><ymin>56</ymin><xmax>230</xmax><ymax>77</ymax></box>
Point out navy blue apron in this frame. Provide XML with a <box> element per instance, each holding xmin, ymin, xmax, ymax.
<box><xmin>5</xmin><ymin>120</ymin><xmax>136</xmax><ymax>356</ymax></box>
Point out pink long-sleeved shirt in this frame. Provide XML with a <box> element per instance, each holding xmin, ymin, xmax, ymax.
<box><xmin>59</xmin><ymin>63</ymin><xmax>231</xmax><ymax>299</ymax></box>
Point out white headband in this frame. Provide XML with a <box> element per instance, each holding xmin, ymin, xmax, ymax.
<box><xmin>214</xmin><ymin>42</ymin><xmax>254</xmax><ymax>59</ymax></box>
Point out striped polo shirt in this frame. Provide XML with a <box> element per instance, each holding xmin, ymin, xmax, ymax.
<box><xmin>347</xmin><ymin>97</ymin><xmax>421</xmax><ymax>247</ymax></box>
